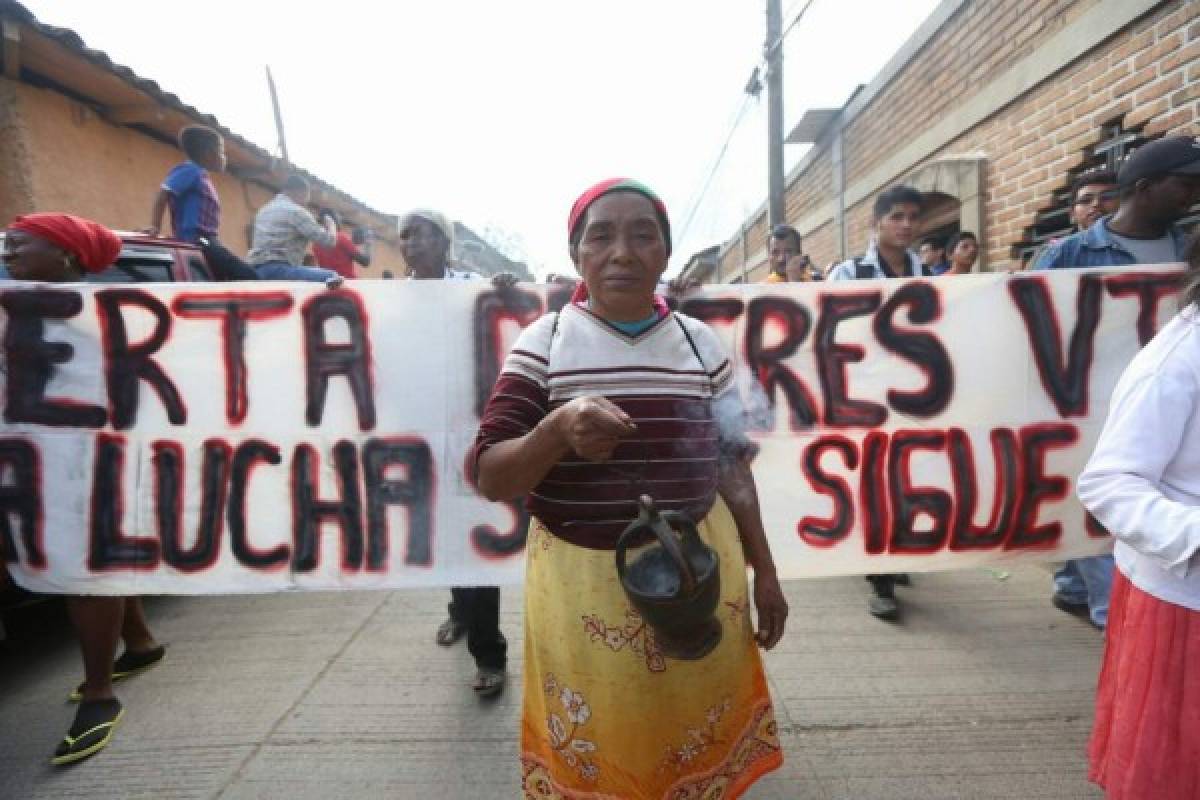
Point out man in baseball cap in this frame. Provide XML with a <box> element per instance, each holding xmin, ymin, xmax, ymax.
<box><xmin>1118</xmin><ymin>134</ymin><xmax>1200</xmax><ymax>185</ymax></box>
<box><xmin>1033</xmin><ymin>134</ymin><xmax>1200</xmax><ymax>631</ymax></box>
<box><xmin>1036</xmin><ymin>134</ymin><xmax>1199</xmax><ymax>271</ymax></box>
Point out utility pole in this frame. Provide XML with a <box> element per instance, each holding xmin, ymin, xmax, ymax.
<box><xmin>765</xmin><ymin>0</ymin><xmax>785</xmax><ymax>228</ymax></box>
<box><xmin>265</xmin><ymin>65</ymin><xmax>290</xmax><ymax>164</ymax></box>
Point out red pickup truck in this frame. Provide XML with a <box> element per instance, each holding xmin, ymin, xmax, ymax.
<box><xmin>86</xmin><ymin>232</ymin><xmax>216</xmax><ymax>283</ymax></box>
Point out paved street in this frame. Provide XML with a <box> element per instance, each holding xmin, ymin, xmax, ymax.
<box><xmin>1</xmin><ymin>567</ymin><xmax>1104</xmax><ymax>799</ymax></box>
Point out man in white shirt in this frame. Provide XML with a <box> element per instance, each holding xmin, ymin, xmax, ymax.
<box><xmin>827</xmin><ymin>185</ymin><xmax>929</xmax><ymax>620</ymax></box>
<box><xmin>827</xmin><ymin>186</ymin><xmax>930</xmax><ymax>282</ymax></box>
<box><xmin>401</xmin><ymin>209</ymin><xmax>509</xmax><ymax>697</ymax></box>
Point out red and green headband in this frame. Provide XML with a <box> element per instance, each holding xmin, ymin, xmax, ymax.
<box><xmin>567</xmin><ymin>178</ymin><xmax>672</xmax><ymax>257</ymax></box>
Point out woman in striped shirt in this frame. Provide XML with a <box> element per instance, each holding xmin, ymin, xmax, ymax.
<box><xmin>471</xmin><ymin>179</ymin><xmax>788</xmax><ymax>799</ymax></box>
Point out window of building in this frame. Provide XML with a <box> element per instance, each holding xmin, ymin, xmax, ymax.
<box><xmin>900</xmin><ymin>157</ymin><xmax>985</xmax><ymax>269</ymax></box>
<box><xmin>919</xmin><ymin>191</ymin><xmax>960</xmax><ymax>236</ymax></box>
<box><xmin>917</xmin><ymin>192</ymin><xmax>961</xmax><ymax>263</ymax></box>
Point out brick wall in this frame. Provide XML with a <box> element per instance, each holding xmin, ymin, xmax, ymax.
<box><xmin>711</xmin><ymin>0</ymin><xmax>1200</xmax><ymax>282</ymax></box>
<box><xmin>784</xmin><ymin>148</ymin><xmax>834</xmax><ymax>224</ymax></box>
<box><xmin>842</xmin><ymin>0</ymin><xmax>1102</xmax><ymax>189</ymax></box>
<box><xmin>803</xmin><ymin>222</ymin><xmax>838</xmax><ymax>272</ymax></box>
<box><xmin>923</xmin><ymin>0</ymin><xmax>1199</xmax><ymax>269</ymax></box>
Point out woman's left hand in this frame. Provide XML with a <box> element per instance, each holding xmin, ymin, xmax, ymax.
<box><xmin>752</xmin><ymin>570</ymin><xmax>788</xmax><ymax>650</ymax></box>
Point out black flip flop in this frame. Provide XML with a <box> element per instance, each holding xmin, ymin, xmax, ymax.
<box><xmin>51</xmin><ymin>698</ymin><xmax>124</xmax><ymax>766</ymax></box>
<box><xmin>68</xmin><ymin>645</ymin><xmax>166</xmax><ymax>703</ymax></box>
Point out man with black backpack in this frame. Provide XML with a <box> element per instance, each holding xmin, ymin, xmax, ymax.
<box><xmin>827</xmin><ymin>185</ymin><xmax>927</xmax><ymax>620</ymax></box>
<box><xmin>827</xmin><ymin>186</ymin><xmax>928</xmax><ymax>281</ymax></box>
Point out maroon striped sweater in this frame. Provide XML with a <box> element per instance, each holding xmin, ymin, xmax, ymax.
<box><xmin>471</xmin><ymin>303</ymin><xmax>748</xmax><ymax>550</ymax></box>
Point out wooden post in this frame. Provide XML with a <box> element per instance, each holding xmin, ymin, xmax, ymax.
<box><xmin>266</xmin><ymin>65</ymin><xmax>290</xmax><ymax>163</ymax></box>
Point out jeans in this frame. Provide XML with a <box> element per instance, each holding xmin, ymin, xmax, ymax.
<box><xmin>253</xmin><ymin>261</ymin><xmax>338</xmax><ymax>283</ymax></box>
<box><xmin>449</xmin><ymin>587</ymin><xmax>506</xmax><ymax>671</ymax></box>
<box><xmin>1054</xmin><ymin>554</ymin><xmax>1114</xmax><ymax>628</ymax></box>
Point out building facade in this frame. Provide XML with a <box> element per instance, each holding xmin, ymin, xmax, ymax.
<box><xmin>690</xmin><ymin>0</ymin><xmax>1199</xmax><ymax>283</ymax></box>
<box><xmin>0</xmin><ymin>1</ymin><xmax>521</xmax><ymax>279</ymax></box>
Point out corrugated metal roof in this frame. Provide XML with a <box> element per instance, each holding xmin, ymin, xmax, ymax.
<box><xmin>0</xmin><ymin>0</ymin><xmax>396</xmax><ymax>227</ymax></box>
<box><xmin>785</xmin><ymin>109</ymin><xmax>839</xmax><ymax>145</ymax></box>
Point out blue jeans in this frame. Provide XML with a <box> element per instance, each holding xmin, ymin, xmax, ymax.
<box><xmin>1053</xmin><ymin>554</ymin><xmax>1114</xmax><ymax>628</ymax></box>
<box><xmin>253</xmin><ymin>261</ymin><xmax>337</xmax><ymax>282</ymax></box>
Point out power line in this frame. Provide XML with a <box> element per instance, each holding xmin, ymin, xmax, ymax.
<box><xmin>767</xmin><ymin>0</ymin><xmax>817</xmax><ymax>57</ymax></box>
<box><xmin>675</xmin><ymin>92</ymin><xmax>758</xmax><ymax>251</ymax></box>
<box><xmin>676</xmin><ymin>0</ymin><xmax>818</xmax><ymax>255</ymax></box>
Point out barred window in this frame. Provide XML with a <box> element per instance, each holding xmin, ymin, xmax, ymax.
<box><xmin>1008</xmin><ymin>118</ymin><xmax>1195</xmax><ymax>267</ymax></box>
<box><xmin>1012</xmin><ymin>118</ymin><xmax>1150</xmax><ymax>266</ymax></box>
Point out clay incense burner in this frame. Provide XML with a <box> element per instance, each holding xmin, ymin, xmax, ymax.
<box><xmin>615</xmin><ymin>495</ymin><xmax>722</xmax><ymax>661</ymax></box>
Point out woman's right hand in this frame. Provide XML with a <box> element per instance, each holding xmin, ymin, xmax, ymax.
<box><xmin>552</xmin><ymin>396</ymin><xmax>637</xmax><ymax>462</ymax></box>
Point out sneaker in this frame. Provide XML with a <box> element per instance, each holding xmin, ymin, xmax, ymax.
<box><xmin>436</xmin><ymin>616</ymin><xmax>466</xmax><ymax>647</ymax></box>
<box><xmin>473</xmin><ymin>667</ymin><xmax>506</xmax><ymax>698</ymax></box>
<box><xmin>51</xmin><ymin>698</ymin><xmax>123</xmax><ymax>766</ymax></box>
<box><xmin>866</xmin><ymin>575</ymin><xmax>900</xmax><ymax>621</ymax></box>
<box><xmin>867</xmin><ymin>593</ymin><xmax>900</xmax><ymax>621</ymax></box>
<box><xmin>1053</xmin><ymin>594</ymin><xmax>1103</xmax><ymax>630</ymax></box>
<box><xmin>1052</xmin><ymin>593</ymin><xmax>1090</xmax><ymax>618</ymax></box>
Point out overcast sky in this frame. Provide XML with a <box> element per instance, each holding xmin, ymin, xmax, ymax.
<box><xmin>26</xmin><ymin>0</ymin><xmax>941</xmax><ymax>276</ymax></box>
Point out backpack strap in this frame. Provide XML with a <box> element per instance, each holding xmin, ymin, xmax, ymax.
<box><xmin>544</xmin><ymin>310</ymin><xmax>562</xmax><ymax>383</ymax></box>
<box><xmin>853</xmin><ymin>255</ymin><xmax>931</xmax><ymax>279</ymax></box>
<box><xmin>671</xmin><ymin>314</ymin><xmax>717</xmax><ymax>396</ymax></box>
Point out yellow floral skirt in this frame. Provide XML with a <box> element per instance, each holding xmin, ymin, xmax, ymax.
<box><xmin>520</xmin><ymin>497</ymin><xmax>783</xmax><ymax>800</ymax></box>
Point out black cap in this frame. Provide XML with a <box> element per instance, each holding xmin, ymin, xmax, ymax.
<box><xmin>1118</xmin><ymin>135</ymin><xmax>1200</xmax><ymax>186</ymax></box>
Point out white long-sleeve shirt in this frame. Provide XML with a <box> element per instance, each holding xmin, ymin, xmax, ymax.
<box><xmin>1077</xmin><ymin>307</ymin><xmax>1200</xmax><ymax>611</ymax></box>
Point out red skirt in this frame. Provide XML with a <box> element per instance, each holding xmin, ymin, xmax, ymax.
<box><xmin>1089</xmin><ymin>569</ymin><xmax>1200</xmax><ymax>799</ymax></box>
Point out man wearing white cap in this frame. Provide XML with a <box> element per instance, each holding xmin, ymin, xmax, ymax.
<box><xmin>400</xmin><ymin>209</ymin><xmax>509</xmax><ymax>698</ymax></box>
<box><xmin>401</xmin><ymin>210</ymin><xmax>475</xmax><ymax>280</ymax></box>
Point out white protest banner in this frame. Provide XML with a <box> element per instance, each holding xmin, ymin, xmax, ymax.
<box><xmin>0</xmin><ymin>267</ymin><xmax>1181</xmax><ymax>594</ymax></box>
